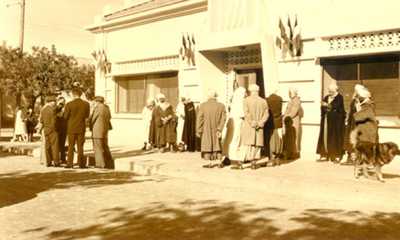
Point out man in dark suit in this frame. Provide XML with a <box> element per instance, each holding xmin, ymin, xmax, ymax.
<box><xmin>40</xmin><ymin>96</ymin><xmax>60</xmax><ymax>167</ymax></box>
<box><xmin>64</xmin><ymin>88</ymin><xmax>90</xmax><ymax>168</ymax></box>
<box><xmin>56</xmin><ymin>96</ymin><xmax>67</xmax><ymax>164</ymax></box>
<box><xmin>89</xmin><ymin>96</ymin><xmax>113</xmax><ymax>169</ymax></box>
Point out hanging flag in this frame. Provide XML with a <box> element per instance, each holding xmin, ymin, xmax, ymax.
<box><xmin>292</xmin><ymin>15</ymin><xmax>302</xmax><ymax>56</ymax></box>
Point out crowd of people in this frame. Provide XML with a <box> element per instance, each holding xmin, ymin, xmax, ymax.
<box><xmin>9</xmin><ymin>80</ymin><xmax>384</xmax><ymax>172</ymax></box>
<box><xmin>142</xmin><ymin>84</ymin><xmax>304</xmax><ymax>169</ymax></box>
<box><xmin>22</xmin><ymin>83</ymin><xmax>114</xmax><ymax>169</ymax></box>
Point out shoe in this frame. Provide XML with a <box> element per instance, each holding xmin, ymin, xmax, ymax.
<box><xmin>64</xmin><ymin>165</ymin><xmax>73</xmax><ymax>169</ymax></box>
<box><xmin>202</xmin><ymin>164</ymin><xmax>213</xmax><ymax>168</ymax></box>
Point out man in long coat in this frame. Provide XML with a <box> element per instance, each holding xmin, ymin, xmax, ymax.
<box><xmin>89</xmin><ymin>96</ymin><xmax>113</xmax><ymax>169</ymax></box>
<box><xmin>316</xmin><ymin>83</ymin><xmax>346</xmax><ymax>162</ymax></box>
<box><xmin>265</xmin><ymin>90</ymin><xmax>283</xmax><ymax>164</ymax></box>
<box><xmin>283</xmin><ymin>88</ymin><xmax>303</xmax><ymax>159</ymax></box>
<box><xmin>241</xmin><ymin>84</ymin><xmax>269</xmax><ymax>165</ymax></box>
<box><xmin>40</xmin><ymin>96</ymin><xmax>60</xmax><ymax>167</ymax></box>
<box><xmin>196</xmin><ymin>89</ymin><xmax>226</xmax><ymax>167</ymax></box>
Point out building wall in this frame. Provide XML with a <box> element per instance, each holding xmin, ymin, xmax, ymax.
<box><xmin>90</xmin><ymin>0</ymin><xmax>400</xmax><ymax>150</ymax></box>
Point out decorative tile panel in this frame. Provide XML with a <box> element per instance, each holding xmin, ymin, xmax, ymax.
<box><xmin>325</xmin><ymin>29</ymin><xmax>400</xmax><ymax>53</ymax></box>
<box><xmin>224</xmin><ymin>48</ymin><xmax>262</xmax><ymax>69</ymax></box>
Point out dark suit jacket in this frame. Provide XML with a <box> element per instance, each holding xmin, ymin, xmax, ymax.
<box><xmin>64</xmin><ymin>98</ymin><xmax>90</xmax><ymax>134</ymax></box>
<box><xmin>267</xmin><ymin>93</ymin><xmax>283</xmax><ymax>129</ymax></box>
<box><xmin>40</xmin><ymin>105</ymin><xmax>57</xmax><ymax>136</ymax></box>
<box><xmin>89</xmin><ymin>103</ymin><xmax>111</xmax><ymax>138</ymax></box>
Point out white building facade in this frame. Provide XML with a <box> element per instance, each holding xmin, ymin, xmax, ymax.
<box><xmin>87</xmin><ymin>0</ymin><xmax>400</xmax><ymax>152</ymax></box>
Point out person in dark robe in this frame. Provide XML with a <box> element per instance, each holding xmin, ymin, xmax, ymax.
<box><xmin>153</xmin><ymin>93</ymin><xmax>177</xmax><ymax>153</ymax></box>
<box><xmin>282</xmin><ymin>116</ymin><xmax>296</xmax><ymax>160</ymax></box>
<box><xmin>316</xmin><ymin>83</ymin><xmax>346</xmax><ymax>163</ymax></box>
<box><xmin>182</xmin><ymin>98</ymin><xmax>197</xmax><ymax>152</ymax></box>
<box><xmin>26</xmin><ymin>108</ymin><xmax>37</xmax><ymax>142</ymax></box>
<box><xmin>265</xmin><ymin>90</ymin><xmax>283</xmax><ymax>165</ymax></box>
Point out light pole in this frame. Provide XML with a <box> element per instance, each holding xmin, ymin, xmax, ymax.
<box><xmin>5</xmin><ymin>0</ymin><xmax>25</xmax><ymax>52</ymax></box>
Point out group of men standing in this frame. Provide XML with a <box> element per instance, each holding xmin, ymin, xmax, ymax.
<box><xmin>142</xmin><ymin>84</ymin><xmax>304</xmax><ymax>169</ymax></box>
<box><xmin>39</xmin><ymin>87</ymin><xmax>113</xmax><ymax>169</ymax></box>
<box><xmin>197</xmin><ymin>85</ymin><xmax>303</xmax><ymax>168</ymax></box>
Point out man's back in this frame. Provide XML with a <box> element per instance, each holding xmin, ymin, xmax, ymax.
<box><xmin>91</xmin><ymin>103</ymin><xmax>111</xmax><ymax>138</ymax></box>
<box><xmin>64</xmin><ymin>98</ymin><xmax>90</xmax><ymax>134</ymax></box>
<box><xmin>40</xmin><ymin>105</ymin><xmax>57</xmax><ymax>135</ymax></box>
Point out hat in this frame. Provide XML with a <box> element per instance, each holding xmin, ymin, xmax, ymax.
<box><xmin>94</xmin><ymin>96</ymin><xmax>105</xmax><ymax>103</ymax></box>
<box><xmin>46</xmin><ymin>96</ymin><xmax>56</xmax><ymax>103</ymax></box>
<box><xmin>248</xmin><ymin>84</ymin><xmax>260</xmax><ymax>92</ymax></box>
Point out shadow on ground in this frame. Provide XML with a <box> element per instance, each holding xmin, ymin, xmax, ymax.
<box><xmin>44</xmin><ymin>200</ymin><xmax>400</xmax><ymax>240</ymax></box>
<box><xmin>0</xmin><ymin>170</ymin><xmax>156</xmax><ymax>208</ymax></box>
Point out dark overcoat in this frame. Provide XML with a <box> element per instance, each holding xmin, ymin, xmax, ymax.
<box><xmin>182</xmin><ymin>101</ymin><xmax>197</xmax><ymax>152</ymax></box>
<box><xmin>316</xmin><ymin>94</ymin><xmax>346</xmax><ymax>158</ymax></box>
<box><xmin>196</xmin><ymin>99</ymin><xmax>226</xmax><ymax>152</ymax></box>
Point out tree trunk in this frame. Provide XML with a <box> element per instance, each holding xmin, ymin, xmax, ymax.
<box><xmin>16</xmin><ymin>92</ymin><xmax>22</xmax><ymax>107</ymax></box>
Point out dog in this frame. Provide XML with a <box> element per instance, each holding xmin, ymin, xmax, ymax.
<box><xmin>354</xmin><ymin>141</ymin><xmax>400</xmax><ymax>182</ymax></box>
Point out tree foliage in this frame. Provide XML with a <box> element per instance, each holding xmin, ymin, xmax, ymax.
<box><xmin>0</xmin><ymin>45</ymin><xmax>95</xmax><ymax>107</ymax></box>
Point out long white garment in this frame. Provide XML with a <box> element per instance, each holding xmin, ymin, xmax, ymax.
<box><xmin>224</xmin><ymin>87</ymin><xmax>246</xmax><ymax>161</ymax></box>
<box><xmin>14</xmin><ymin>110</ymin><xmax>27</xmax><ymax>135</ymax></box>
<box><xmin>176</xmin><ymin>102</ymin><xmax>185</xmax><ymax>144</ymax></box>
<box><xmin>142</xmin><ymin>106</ymin><xmax>153</xmax><ymax>143</ymax></box>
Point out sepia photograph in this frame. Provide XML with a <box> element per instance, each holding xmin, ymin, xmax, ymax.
<box><xmin>1</xmin><ymin>0</ymin><xmax>400</xmax><ymax>239</ymax></box>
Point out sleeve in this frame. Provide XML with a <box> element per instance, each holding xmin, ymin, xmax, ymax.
<box><xmin>258</xmin><ymin>101</ymin><xmax>269</xmax><ymax>128</ymax></box>
<box><xmin>63</xmin><ymin>104</ymin><xmax>70</xmax><ymax>120</ymax></box>
<box><xmin>354</xmin><ymin>107</ymin><xmax>376</xmax><ymax>123</ymax></box>
<box><xmin>217</xmin><ymin>105</ymin><xmax>227</xmax><ymax>132</ymax></box>
<box><xmin>196</xmin><ymin>105</ymin><xmax>204</xmax><ymax>137</ymax></box>
<box><xmin>243</xmin><ymin>100</ymin><xmax>253</xmax><ymax>126</ymax></box>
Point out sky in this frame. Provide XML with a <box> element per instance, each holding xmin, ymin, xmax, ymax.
<box><xmin>0</xmin><ymin>0</ymin><xmax>124</xmax><ymax>59</ymax></box>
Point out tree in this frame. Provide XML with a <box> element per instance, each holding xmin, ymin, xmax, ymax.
<box><xmin>0</xmin><ymin>45</ymin><xmax>95</xmax><ymax>109</ymax></box>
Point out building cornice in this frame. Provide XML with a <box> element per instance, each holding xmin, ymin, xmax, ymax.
<box><xmin>86</xmin><ymin>0</ymin><xmax>207</xmax><ymax>33</ymax></box>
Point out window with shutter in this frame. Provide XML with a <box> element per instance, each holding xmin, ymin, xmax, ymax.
<box><xmin>116</xmin><ymin>72</ymin><xmax>178</xmax><ymax>113</ymax></box>
<box><xmin>322</xmin><ymin>54</ymin><xmax>400</xmax><ymax>121</ymax></box>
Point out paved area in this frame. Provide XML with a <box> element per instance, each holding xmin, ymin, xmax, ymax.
<box><xmin>1</xmin><ymin>152</ymin><xmax>400</xmax><ymax>240</ymax></box>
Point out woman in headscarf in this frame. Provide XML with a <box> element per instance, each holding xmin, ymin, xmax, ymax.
<box><xmin>350</xmin><ymin>87</ymin><xmax>378</xmax><ymax>177</ymax></box>
<box><xmin>344</xmin><ymin>84</ymin><xmax>367</xmax><ymax>162</ymax></box>
<box><xmin>223</xmin><ymin>87</ymin><xmax>247</xmax><ymax>162</ymax></box>
<box><xmin>283</xmin><ymin>88</ymin><xmax>303</xmax><ymax>159</ymax></box>
<box><xmin>316</xmin><ymin>83</ymin><xmax>346</xmax><ymax>163</ymax></box>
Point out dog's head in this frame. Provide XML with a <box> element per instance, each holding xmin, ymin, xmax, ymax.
<box><xmin>379</xmin><ymin>142</ymin><xmax>400</xmax><ymax>162</ymax></box>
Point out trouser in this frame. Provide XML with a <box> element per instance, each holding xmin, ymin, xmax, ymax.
<box><xmin>67</xmin><ymin>133</ymin><xmax>86</xmax><ymax>168</ymax></box>
<box><xmin>58</xmin><ymin>131</ymin><xmax>67</xmax><ymax>162</ymax></box>
<box><xmin>45</xmin><ymin>131</ymin><xmax>59</xmax><ymax>166</ymax></box>
<box><xmin>92</xmin><ymin>138</ymin><xmax>114</xmax><ymax>169</ymax></box>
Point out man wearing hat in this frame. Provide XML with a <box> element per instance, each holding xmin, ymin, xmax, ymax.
<box><xmin>39</xmin><ymin>95</ymin><xmax>60</xmax><ymax>167</ymax></box>
<box><xmin>89</xmin><ymin>96</ymin><xmax>113</xmax><ymax>168</ymax></box>
<box><xmin>240</xmin><ymin>84</ymin><xmax>269</xmax><ymax>168</ymax></box>
<box><xmin>64</xmin><ymin>87</ymin><xmax>90</xmax><ymax>168</ymax></box>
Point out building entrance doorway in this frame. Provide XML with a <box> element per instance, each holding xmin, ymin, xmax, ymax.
<box><xmin>235</xmin><ymin>68</ymin><xmax>265</xmax><ymax>98</ymax></box>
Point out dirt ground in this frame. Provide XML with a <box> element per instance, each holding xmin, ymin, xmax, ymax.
<box><xmin>1</xmin><ymin>152</ymin><xmax>400</xmax><ymax>240</ymax></box>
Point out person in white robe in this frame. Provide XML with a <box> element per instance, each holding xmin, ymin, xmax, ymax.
<box><xmin>176</xmin><ymin>96</ymin><xmax>186</xmax><ymax>150</ymax></box>
<box><xmin>142</xmin><ymin>99</ymin><xmax>155</xmax><ymax>150</ymax></box>
<box><xmin>223</xmin><ymin>87</ymin><xmax>247</xmax><ymax>162</ymax></box>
